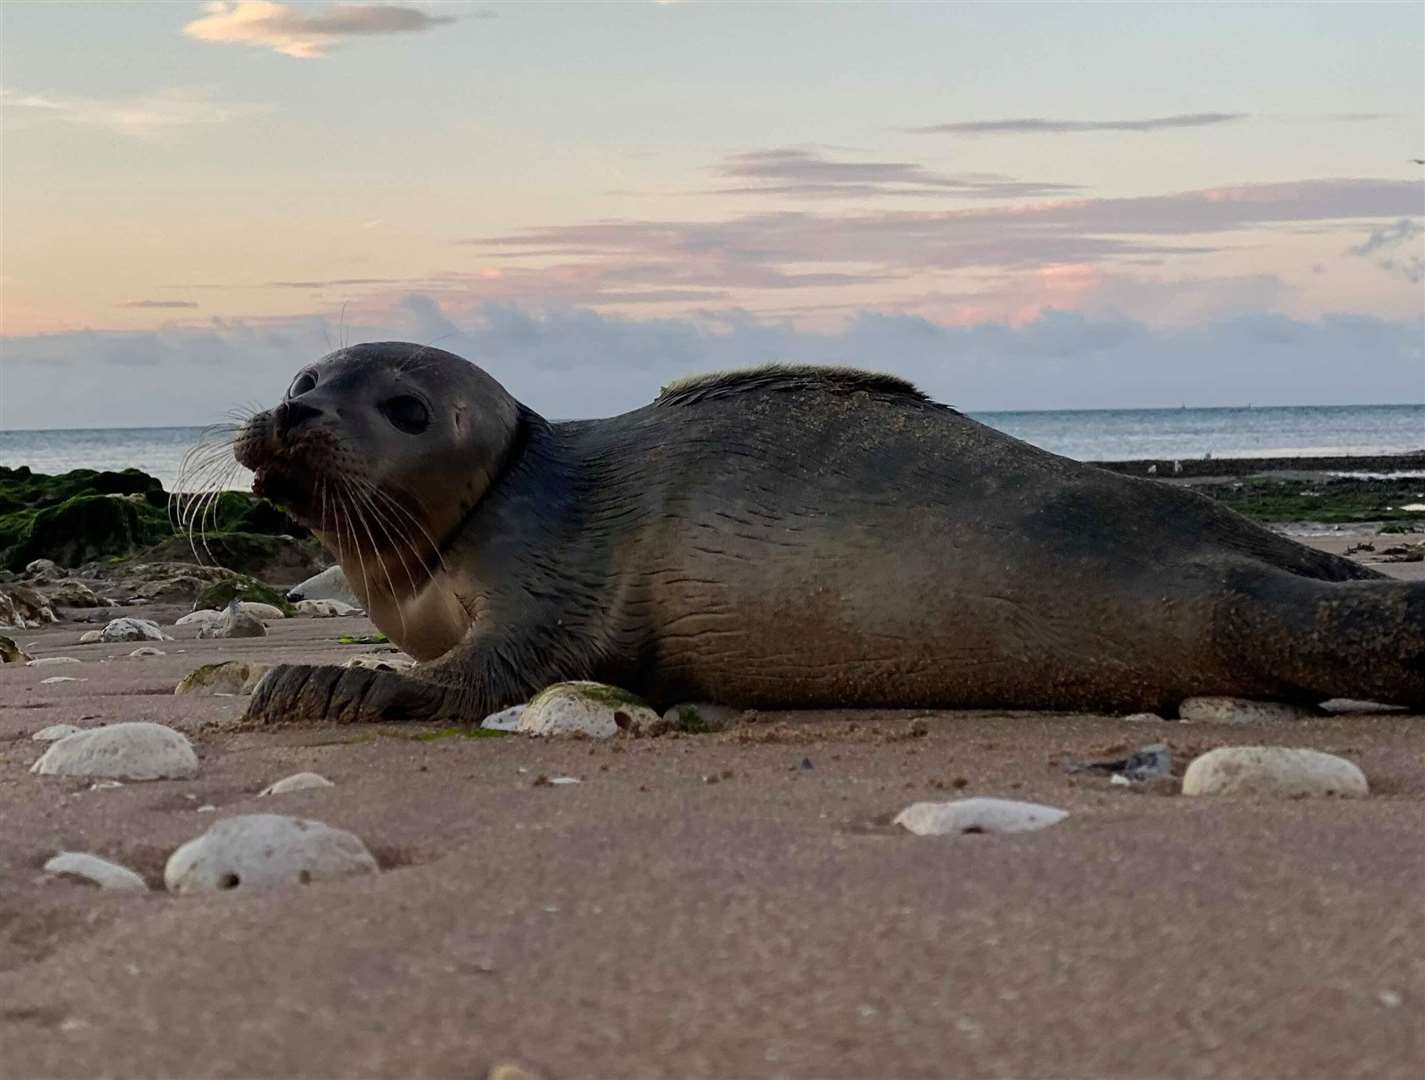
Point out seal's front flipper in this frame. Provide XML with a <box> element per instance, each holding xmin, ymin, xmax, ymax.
<box><xmin>1218</xmin><ymin>566</ymin><xmax>1425</xmax><ymax>708</ymax></box>
<box><xmin>244</xmin><ymin>663</ymin><xmax>461</xmax><ymax>726</ymax></box>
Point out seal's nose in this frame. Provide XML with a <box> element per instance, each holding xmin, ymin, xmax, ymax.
<box><xmin>275</xmin><ymin>399</ymin><xmax>323</xmax><ymax>438</ymax></box>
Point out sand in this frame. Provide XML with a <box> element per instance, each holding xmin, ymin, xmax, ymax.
<box><xmin>2</xmin><ymin>531</ymin><xmax>1422</xmax><ymax>1079</ymax></box>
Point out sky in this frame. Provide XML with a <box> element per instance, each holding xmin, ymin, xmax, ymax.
<box><xmin>1</xmin><ymin>0</ymin><xmax>1422</xmax><ymax>429</ymax></box>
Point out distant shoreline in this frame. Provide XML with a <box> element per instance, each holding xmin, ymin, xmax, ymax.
<box><xmin>1093</xmin><ymin>451</ymin><xmax>1425</xmax><ymax>478</ymax></box>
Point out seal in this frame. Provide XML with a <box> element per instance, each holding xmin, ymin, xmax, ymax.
<box><xmin>236</xmin><ymin>342</ymin><xmax>1424</xmax><ymax>724</ymax></box>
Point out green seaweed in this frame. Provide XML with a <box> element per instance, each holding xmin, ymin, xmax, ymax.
<box><xmin>542</xmin><ymin>681</ymin><xmax>651</xmax><ymax>710</ymax></box>
<box><xmin>192</xmin><ymin>575</ymin><xmax>296</xmax><ymax>616</ymax></box>
<box><xmin>338</xmin><ymin>632</ymin><xmax>390</xmax><ymax>645</ymax></box>
<box><xmin>405</xmin><ymin>726</ymin><xmax>510</xmax><ymax>741</ymax></box>
<box><xmin>1194</xmin><ymin>476</ymin><xmax>1425</xmax><ymax>525</ymax></box>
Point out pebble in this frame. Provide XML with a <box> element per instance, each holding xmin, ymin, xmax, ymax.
<box><xmin>1178</xmin><ymin>697</ymin><xmax>1320</xmax><ymax>724</ymax></box>
<box><xmin>662</xmin><ymin>701</ymin><xmax>740</xmax><ymax>732</ymax></box>
<box><xmin>40</xmin><ymin>675</ymin><xmax>86</xmax><ymax>685</ymax></box>
<box><xmin>212</xmin><ymin>611</ymin><xmax>267</xmax><ymax>639</ymax></box>
<box><xmin>894</xmin><ymin>797</ymin><xmax>1070</xmax><ymax>836</ymax></box>
<box><xmin>344</xmin><ymin>652</ymin><xmax>414</xmax><ymax>673</ymax></box>
<box><xmin>1181</xmin><ymin>746</ymin><xmax>1368</xmax><ymax>798</ymax></box>
<box><xmin>174</xmin><ymin>609</ymin><xmax>226</xmax><ymax>628</ymax></box>
<box><xmin>44</xmin><ymin>852</ymin><xmax>148</xmax><ymax>892</ymax></box>
<box><xmin>480</xmin><ymin>704</ymin><xmax>527</xmax><ymax>731</ymax></box>
<box><xmin>164</xmin><ymin>814</ymin><xmax>379</xmax><ymax>893</ymax></box>
<box><xmin>488</xmin><ymin>1064</ymin><xmax>543</xmax><ymax>1080</ymax></box>
<box><xmin>25</xmin><ymin>558</ymin><xmax>60</xmax><ymax>576</ymax></box>
<box><xmin>295</xmin><ymin>598</ymin><xmax>362</xmax><ymax>617</ymax></box>
<box><xmin>0</xmin><ymin>634</ymin><xmax>32</xmax><ymax>663</ymax></box>
<box><xmin>129</xmin><ymin>646</ymin><xmax>166</xmax><ymax>658</ymax></box>
<box><xmin>79</xmin><ymin>629</ymin><xmax>104</xmax><ymax>644</ymax></box>
<box><xmin>260</xmin><ymin>772</ymin><xmax>335</xmax><ymax>796</ymax></box>
<box><xmin>26</xmin><ymin>656</ymin><xmax>81</xmax><ymax>666</ymax></box>
<box><xmin>1121</xmin><ymin>712</ymin><xmax>1164</xmax><ymax>723</ymax></box>
<box><xmin>239</xmin><ymin>601</ymin><xmax>287</xmax><ymax>622</ymax></box>
<box><xmin>31</xmin><ymin>722</ymin><xmax>200</xmax><ymax>781</ymax></box>
<box><xmin>287</xmin><ymin>565</ymin><xmax>359</xmax><ymax>607</ymax></box>
<box><xmin>517</xmin><ymin>682</ymin><xmax>658</xmax><ymax>738</ymax></box>
<box><xmin>100</xmin><ymin>617</ymin><xmax>171</xmax><ymax>643</ymax></box>
<box><xmin>32</xmin><ymin>723</ymin><xmax>84</xmax><ymax>741</ymax></box>
<box><xmin>174</xmin><ymin>660</ymin><xmax>271</xmax><ymax>696</ymax></box>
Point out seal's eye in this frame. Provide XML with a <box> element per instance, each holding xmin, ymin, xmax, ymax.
<box><xmin>380</xmin><ymin>395</ymin><xmax>430</xmax><ymax>435</ymax></box>
<box><xmin>287</xmin><ymin>371</ymin><xmax>317</xmax><ymax>399</ymax></box>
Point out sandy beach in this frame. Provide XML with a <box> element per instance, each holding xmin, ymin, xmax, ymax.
<box><xmin>1</xmin><ymin>525</ymin><xmax>1421</xmax><ymax>1080</ymax></box>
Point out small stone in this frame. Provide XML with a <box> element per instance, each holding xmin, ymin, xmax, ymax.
<box><xmin>213</xmin><ymin>611</ymin><xmax>267</xmax><ymax>639</ymax></box>
<box><xmin>661</xmin><ymin>701</ymin><xmax>740</xmax><ymax>733</ymax></box>
<box><xmin>44</xmin><ymin>852</ymin><xmax>148</xmax><ymax>892</ymax></box>
<box><xmin>480</xmin><ymin>704</ymin><xmax>527</xmax><ymax>731</ymax></box>
<box><xmin>40</xmin><ymin>675</ymin><xmax>86</xmax><ymax>685</ymax></box>
<box><xmin>517</xmin><ymin>682</ymin><xmax>658</xmax><ymax>738</ymax></box>
<box><xmin>129</xmin><ymin>646</ymin><xmax>166</xmax><ymax>658</ymax></box>
<box><xmin>894</xmin><ymin>797</ymin><xmax>1069</xmax><ymax>836</ymax></box>
<box><xmin>343</xmin><ymin>652</ymin><xmax>414</xmax><ymax>673</ymax></box>
<box><xmin>79</xmin><ymin>630</ymin><xmax>104</xmax><ymax>644</ymax></box>
<box><xmin>31</xmin><ymin>722</ymin><xmax>199</xmax><ymax>781</ymax></box>
<box><xmin>1121</xmin><ymin>712</ymin><xmax>1164</xmax><ymax>723</ymax></box>
<box><xmin>260</xmin><ymin>772</ymin><xmax>335</xmax><ymax>796</ymax></box>
<box><xmin>27</xmin><ymin>656</ymin><xmax>81</xmax><ymax>666</ymax></box>
<box><xmin>1181</xmin><ymin>746</ymin><xmax>1368</xmax><ymax>798</ymax></box>
<box><xmin>100</xmin><ymin>617</ymin><xmax>171</xmax><ymax>644</ymax></box>
<box><xmin>287</xmin><ymin>565</ymin><xmax>359</xmax><ymax>607</ymax></box>
<box><xmin>44</xmin><ymin>579</ymin><xmax>101</xmax><ymax>608</ymax></box>
<box><xmin>0</xmin><ymin>634</ymin><xmax>32</xmax><ymax>663</ymax></box>
<box><xmin>32</xmin><ymin>724</ymin><xmax>84</xmax><ymax>741</ymax></box>
<box><xmin>196</xmin><ymin>804</ymin><xmax>217</xmax><ymax>813</ymax></box>
<box><xmin>164</xmin><ymin>814</ymin><xmax>379</xmax><ymax>893</ymax></box>
<box><xmin>488</xmin><ymin>1062</ymin><xmax>543</xmax><ymax>1080</ymax></box>
<box><xmin>174</xmin><ymin>609</ymin><xmax>226</xmax><ymax>628</ymax></box>
<box><xmin>25</xmin><ymin>558</ymin><xmax>60</xmax><ymax>577</ymax></box>
<box><xmin>295</xmin><ymin>598</ymin><xmax>362</xmax><ymax>618</ymax></box>
<box><xmin>175</xmin><ymin>660</ymin><xmax>271</xmax><ymax>696</ymax></box>
<box><xmin>1178</xmin><ymin>697</ymin><xmax>1320</xmax><ymax>724</ymax></box>
<box><xmin>549</xmin><ymin>776</ymin><xmax>580</xmax><ymax>785</ymax></box>
<box><xmin>1378</xmin><ymin>990</ymin><xmax>1403</xmax><ymax>1008</ymax></box>
<box><xmin>239</xmin><ymin>601</ymin><xmax>286</xmax><ymax>622</ymax></box>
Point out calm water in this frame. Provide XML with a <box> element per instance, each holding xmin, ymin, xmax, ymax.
<box><xmin>1</xmin><ymin>404</ymin><xmax>1421</xmax><ymax>491</ymax></box>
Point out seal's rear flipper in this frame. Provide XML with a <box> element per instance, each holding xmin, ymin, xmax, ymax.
<box><xmin>244</xmin><ymin>663</ymin><xmax>463</xmax><ymax>726</ymax></box>
<box><xmin>1219</xmin><ymin>566</ymin><xmax>1425</xmax><ymax>708</ymax></box>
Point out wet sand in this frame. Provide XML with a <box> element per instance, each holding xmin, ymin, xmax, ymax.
<box><xmin>2</xmin><ymin>532</ymin><xmax>1422</xmax><ymax>1079</ymax></box>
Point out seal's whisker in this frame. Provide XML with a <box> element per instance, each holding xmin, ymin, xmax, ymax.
<box><xmin>364</xmin><ymin>481</ymin><xmax>450</xmax><ymax>574</ymax></box>
<box><xmin>344</xmin><ymin>478</ymin><xmax>409</xmax><ymax>640</ymax></box>
<box><xmin>335</xmin><ymin>478</ymin><xmax>373</xmax><ymax>619</ymax></box>
<box><xmin>349</xmin><ymin>480</ymin><xmax>425</xmax><ymax>602</ymax></box>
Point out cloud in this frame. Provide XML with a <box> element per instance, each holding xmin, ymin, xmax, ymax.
<box><xmin>183</xmin><ymin>1</ymin><xmax>464</xmax><ymax>59</ymax></box>
<box><xmin>3</xmin><ymin>303</ymin><xmax>1420</xmax><ymax>428</ymax></box>
<box><xmin>1348</xmin><ymin>218</ymin><xmax>1424</xmax><ymax>283</ymax></box>
<box><xmin>0</xmin><ymin>87</ymin><xmax>260</xmax><ymax>138</ymax></box>
<box><xmin>910</xmin><ymin>113</ymin><xmax>1247</xmax><ymax>136</ymax></box>
<box><xmin>120</xmin><ymin>300</ymin><xmax>200</xmax><ymax>309</ymax></box>
<box><xmin>713</xmin><ymin>147</ymin><xmax>1081</xmax><ymax>200</ymax></box>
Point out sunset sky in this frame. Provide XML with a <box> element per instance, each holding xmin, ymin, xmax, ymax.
<box><xmin>2</xmin><ymin>1</ymin><xmax>1422</xmax><ymax>428</ymax></box>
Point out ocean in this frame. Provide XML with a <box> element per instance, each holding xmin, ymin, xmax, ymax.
<box><xmin>1</xmin><ymin>404</ymin><xmax>1421</xmax><ymax>491</ymax></box>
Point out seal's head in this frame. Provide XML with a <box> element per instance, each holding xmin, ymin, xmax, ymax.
<box><xmin>237</xmin><ymin>343</ymin><xmax>520</xmax><ymax>580</ymax></box>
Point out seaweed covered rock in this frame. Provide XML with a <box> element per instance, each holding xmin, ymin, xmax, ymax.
<box><xmin>192</xmin><ymin>575</ymin><xmax>296</xmax><ymax>616</ymax></box>
<box><xmin>5</xmin><ymin>494</ymin><xmax>169</xmax><ymax>571</ymax></box>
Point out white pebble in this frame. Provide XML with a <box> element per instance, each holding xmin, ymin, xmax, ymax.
<box><xmin>174</xmin><ymin>660</ymin><xmax>270</xmax><ymax>696</ymax></box>
<box><xmin>129</xmin><ymin>646</ymin><xmax>166</xmax><ymax>658</ymax></box>
<box><xmin>79</xmin><ymin>630</ymin><xmax>103</xmax><ymax>644</ymax></box>
<box><xmin>1179</xmin><ymin>697</ymin><xmax>1319</xmax><ymax>724</ymax></box>
<box><xmin>100</xmin><ymin>617</ymin><xmax>171</xmax><ymax>643</ymax></box>
<box><xmin>174</xmin><ymin>609</ymin><xmax>225</xmax><ymax>628</ymax></box>
<box><xmin>32</xmin><ymin>723</ymin><xmax>84</xmax><ymax>741</ymax></box>
<box><xmin>239</xmin><ymin>601</ymin><xmax>286</xmax><ymax>622</ymax></box>
<box><xmin>294</xmin><ymin>598</ymin><xmax>362</xmax><ymax>617</ymax></box>
<box><xmin>1121</xmin><ymin>712</ymin><xmax>1164</xmax><ymax>723</ymax></box>
<box><xmin>894</xmin><ymin>797</ymin><xmax>1069</xmax><ymax>836</ymax></box>
<box><xmin>480</xmin><ymin>704</ymin><xmax>526</xmax><ymax>731</ymax></box>
<box><xmin>1182</xmin><ymin>746</ymin><xmax>1368</xmax><ymax>798</ymax></box>
<box><xmin>517</xmin><ymin>682</ymin><xmax>657</xmax><ymax>738</ymax></box>
<box><xmin>259</xmin><ymin>772</ymin><xmax>335</xmax><ymax>796</ymax></box>
<box><xmin>31</xmin><ymin>722</ymin><xmax>199</xmax><ymax>781</ymax></box>
<box><xmin>44</xmin><ymin>852</ymin><xmax>148</xmax><ymax>892</ymax></box>
<box><xmin>26</xmin><ymin>656</ymin><xmax>81</xmax><ymax>666</ymax></box>
<box><xmin>550</xmin><ymin>776</ymin><xmax>581</xmax><ymax>785</ymax></box>
<box><xmin>40</xmin><ymin>675</ymin><xmax>86</xmax><ymax>685</ymax></box>
<box><xmin>164</xmin><ymin>814</ymin><xmax>378</xmax><ymax>893</ymax></box>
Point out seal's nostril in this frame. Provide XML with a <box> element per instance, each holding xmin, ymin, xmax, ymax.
<box><xmin>276</xmin><ymin>399</ymin><xmax>323</xmax><ymax>437</ymax></box>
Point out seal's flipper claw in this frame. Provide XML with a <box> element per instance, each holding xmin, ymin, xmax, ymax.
<box><xmin>242</xmin><ymin>662</ymin><xmax>457</xmax><ymax>726</ymax></box>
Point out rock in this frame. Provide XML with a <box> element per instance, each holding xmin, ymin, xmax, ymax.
<box><xmin>175</xmin><ymin>609</ymin><xmax>227</xmax><ymax>628</ymax></box>
<box><xmin>0</xmin><ymin>585</ymin><xmax>58</xmax><ymax>629</ymax></box>
<box><xmin>99</xmin><ymin>617</ymin><xmax>170</xmax><ymax>643</ymax></box>
<box><xmin>1179</xmin><ymin>697</ymin><xmax>1321</xmax><ymax>724</ymax></box>
<box><xmin>259</xmin><ymin>772</ymin><xmax>335</xmax><ymax>796</ymax></box>
<box><xmin>894</xmin><ymin>797</ymin><xmax>1070</xmax><ymax>836</ymax></box>
<box><xmin>201</xmin><ymin>610</ymin><xmax>267</xmax><ymax>639</ymax></box>
<box><xmin>0</xmin><ymin>634</ymin><xmax>31</xmax><ymax>663</ymax></box>
<box><xmin>31</xmin><ymin>722</ymin><xmax>199</xmax><ymax>781</ymax></box>
<box><xmin>295</xmin><ymin>598</ymin><xmax>362</xmax><ymax>617</ymax></box>
<box><xmin>40</xmin><ymin>675</ymin><xmax>86</xmax><ymax>685</ymax></box>
<box><xmin>480</xmin><ymin>704</ymin><xmax>527</xmax><ymax>731</ymax></box>
<box><xmin>192</xmin><ymin>576</ymin><xmax>295</xmax><ymax>617</ymax></box>
<box><xmin>32</xmin><ymin>723</ymin><xmax>84</xmax><ymax>741</ymax></box>
<box><xmin>287</xmin><ymin>565</ymin><xmax>358</xmax><ymax>607</ymax></box>
<box><xmin>517</xmin><ymin>681</ymin><xmax>658</xmax><ymax>738</ymax></box>
<box><xmin>488</xmin><ymin>1064</ymin><xmax>543</xmax><ymax>1080</ymax></box>
<box><xmin>26</xmin><ymin>656</ymin><xmax>80</xmax><ymax>666</ymax></box>
<box><xmin>6</xmin><ymin>492</ymin><xmax>169</xmax><ymax>571</ymax></box>
<box><xmin>164</xmin><ymin>814</ymin><xmax>379</xmax><ymax>894</ymax></box>
<box><xmin>1121</xmin><ymin>712</ymin><xmax>1164</xmax><ymax>723</ymax></box>
<box><xmin>25</xmin><ymin>558</ymin><xmax>60</xmax><ymax>577</ymax></box>
<box><xmin>662</xmin><ymin>701</ymin><xmax>740</xmax><ymax>733</ymax></box>
<box><xmin>175</xmin><ymin>660</ymin><xmax>270</xmax><ymax>696</ymax></box>
<box><xmin>239</xmin><ymin>601</ymin><xmax>286</xmax><ymax>622</ymax></box>
<box><xmin>44</xmin><ymin>852</ymin><xmax>148</xmax><ymax>892</ymax></box>
<box><xmin>128</xmin><ymin>646</ymin><xmax>166</xmax><ymax>658</ymax></box>
<box><xmin>43</xmin><ymin>579</ymin><xmax>102</xmax><ymax>608</ymax></box>
<box><xmin>1064</xmin><ymin>742</ymin><xmax>1172</xmax><ymax>783</ymax></box>
<box><xmin>343</xmin><ymin>652</ymin><xmax>414</xmax><ymax>673</ymax></box>
<box><xmin>78</xmin><ymin>629</ymin><xmax>103</xmax><ymax>644</ymax></box>
<box><xmin>1181</xmin><ymin>746</ymin><xmax>1368</xmax><ymax>798</ymax></box>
